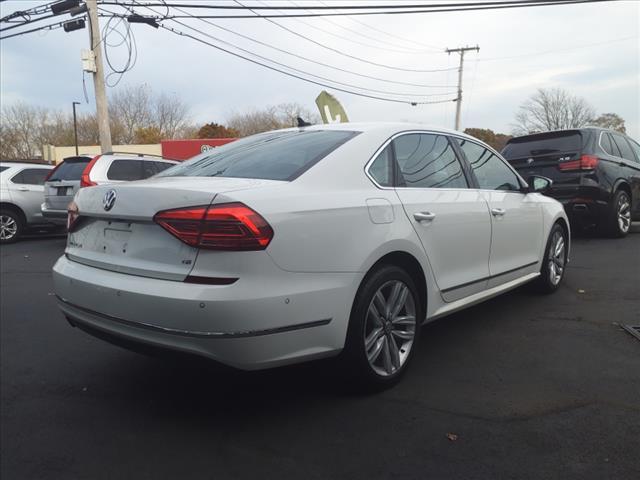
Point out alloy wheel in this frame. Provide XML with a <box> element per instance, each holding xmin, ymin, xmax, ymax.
<box><xmin>617</xmin><ymin>195</ymin><xmax>631</xmax><ymax>234</ymax></box>
<box><xmin>548</xmin><ymin>230</ymin><xmax>566</xmax><ymax>286</ymax></box>
<box><xmin>364</xmin><ymin>280</ymin><xmax>416</xmax><ymax>377</ymax></box>
<box><xmin>0</xmin><ymin>215</ymin><xmax>18</xmax><ymax>241</ymax></box>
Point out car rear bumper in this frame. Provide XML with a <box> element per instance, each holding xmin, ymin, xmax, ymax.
<box><xmin>544</xmin><ymin>185</ymin><xmax>610</xmax><ymax>226</ymax></box>
<box><xmin>53</xmin><ymin>255</ymin><xmax>359</xmax><ymax>370</ymax></box>
<box><xmin>41</xmin><ymin>203</ymin><xmax>68</xmax><ymax>225</ymax></box>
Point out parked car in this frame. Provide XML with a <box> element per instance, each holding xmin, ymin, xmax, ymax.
<box><xmin>502</xmin><ymin>128</ymin><xmax>640</xmax><ymax>237</ymax></box>
<box><xmin>42</xmin><ymin>153</ymin><xmax>179</xmax><ymax>225</ymax></box>
<box><xmin>53</xmin><ymin>123</ymin><xmax>570</xmax><ymax>390</ymax></box>
<box><xmin>41</xmin><ymin>155</ymin><xmax>92</xmax><ymax>225</ymax></box>
<box><xmin>79</xmin><ymin>152</ymin><xmax>178</xmax><ymax>187</ymax></box>
<box><xmin>0</xmin><ymin>162</ymin><xmax>54</xmax><ymax>243</ymax></box>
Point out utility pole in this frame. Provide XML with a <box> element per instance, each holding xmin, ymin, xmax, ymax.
<box><xmin>72</xmin><ymin>101</ymin><xmax>80</xmax><ymax>155</ymax></box>
<box><xmin>86</xmin><ymin>0</ymin><xmax>112</xmax><ymax>152</ymax></box>
<box><xmin>446</xmin><ymin>45</ymin><xmax>479</xmax><ymax>131</ymax></box>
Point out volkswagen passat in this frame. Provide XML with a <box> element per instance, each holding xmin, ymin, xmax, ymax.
<box><xmin>53</xmin><ymin>123</ymin><xmax>570</xmax><ymax>389</ymax></box>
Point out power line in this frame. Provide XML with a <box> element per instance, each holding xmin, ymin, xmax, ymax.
<box><xmin>162</xmin><ymin>3</ymin><xmax>454</xmax><ymax>88</ymax></box>
<box><xmin>156</xmin><ymin>13</ymin><xmax>456</xmax><ymax>98</ymax></box>
<box><xmin>270</xmin><ymin>0</ymin><xmax>442</xmax><ymax>54</ymax></box>
<box><xmin>100</xmin><ymin>1</ymin><xmax>614</xmax><ymax>12</ymax></box>
<box><xmin>103</xmin><ymin>0</ymin><xmax>619</xmax><ymax>18</ymax></box>
<box><xmin>329</xmin><ymin>3</ymin><xmax>443</xmax><ymax>51</ymax></box>
<box><xmin>229</xmin><ymin>0</ymin><xmax>455</xmax><ymax>73</ymax></box>
<box><xmin>0</xmin><ymin>12</ymin><xmax>58</xmax><ymax>32</ymax></box>
<box><xmin>309</xmin><ymin>0</ymin><xmax>443</xmax><ymax>53</ymax></box>
<box><xmin>159</xmin><ymin>22</ymin><xmax>456</xmax><ymax>105</ymax></box>
<box><xmin>478</xmin><ymin>35</ymin><xmax>639</xmax><ymax>61</ymax></box>
<box><xmin>0</xmin><ymin>17</ymin><xmax>68</xmax><ymax>40</ymax></box>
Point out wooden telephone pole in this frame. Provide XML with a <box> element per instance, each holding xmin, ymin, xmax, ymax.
<box><xmin>86</xmin><ymin>0</ymin><xmax>112</xmax><ymax>152</ymax></box>
<box><xmin>446</xmin><ymin>45</ymin><xmax>480</xmax><ymax>131</ymax></box>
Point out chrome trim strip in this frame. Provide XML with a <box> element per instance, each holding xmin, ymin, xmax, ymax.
<box><xmin>57</xmin><ymin>296</ymin><xmax>331</xmax><ymax>338</ymax></box>
<box><xmin>440</xmin><ymin>261</ymin><xmax>539</xmax><ymax>294</ymax></box>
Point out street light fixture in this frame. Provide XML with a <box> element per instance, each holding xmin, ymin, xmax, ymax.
<box><xmin>72</xmin><ymin>102</ymin><xmax>81</xmax><ymax>156</ymax></box>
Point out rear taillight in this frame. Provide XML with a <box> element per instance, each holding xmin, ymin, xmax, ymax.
<box><xmin>558</xmin><ymin>155</ymin><xmax>599</xmax><ymax>171</ymax></box>
<box><xmin>80</xmin><ymin>155</ymin><xmax>100</xmax><ymax>187</ymax></box>
<box><xmin>44</xmin><ymin>162</ymin><xmax>62</xmax><ymax>182</ymax></box>
<box><xmin>67</xmin><ymin>201</ymin><xmax>79</xmax><ymax>232</ymax></box>
<box><xmin>154</xmin><ymin>202</ymin><xmax>274</xmax><ymax>251</ymax></box>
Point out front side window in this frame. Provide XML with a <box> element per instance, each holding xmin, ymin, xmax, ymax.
<box><xmin>11</xmin><ymin>168</ymin><xmax>50</xmax><ymax>185</ymax></box>
<box><xmin>393</xmin><ymin>134</ymin><xmax>467</xmax><ymax>189</ymax></box>
<box><xmin>612</xmin><ymin>134</ymin><xmax>636</xmax><ymax>162</ymax></box>
<box><xmin>157</xmin><ymin>130</ymin><xmax>358</xmax><ymax>181</ymax></box>
<box><xmin>456</xmin><ymin>138</ymin><xmax>521</xmax><ymax>191</ymax></box>
<box><xmin>627</xmin><ymin>138</ymin><xmax>640</xmax><ymax>163</ymax></box>
<box><xmin>107</xmin><ymin>160</ymin><xmax>144</xmax><ymax>181</ymax></box>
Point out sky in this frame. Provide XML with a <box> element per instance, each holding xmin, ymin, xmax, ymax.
<box><xmin>1</xmin><ymin>0</ymin><xmax>639</xmax><ymax>138</ymax></box>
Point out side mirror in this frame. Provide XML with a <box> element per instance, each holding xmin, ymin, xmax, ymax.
<box><xmin>527</xmin><ymin>175</ymin><xmax>553</xmax><ymax>193</ymax></box>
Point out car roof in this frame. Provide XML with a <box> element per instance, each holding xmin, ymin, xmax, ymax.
<box><xmin>286</xmin><ymin>121</ymin><xmax>480</xmax><ymax>142</ymax></box>
<box><xmin>99</xmin><ymin>153</ymin><xmax>177</xmax><ymax>162</ymax></box>
<box><xmin>0</xmin><ymin>162</ymin><xmax>53</xmax><ymax>168</ymax></box>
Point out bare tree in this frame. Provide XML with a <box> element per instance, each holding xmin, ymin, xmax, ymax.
<box><xmin>227</xmin><ymin>102</ymin><xmax>321</xmax><ymax>137</ymax></box>
<box><xmin>154</xmin><ymin>92</ymin><xmax>191</xmax><ymax>139</ymax></box>
<box><xmin>109</xmin><ymin>84</ymin><xmax>153</xmax><ymax>144</ymax></box>
<box><xmin>513</xmin><ymin>88</ymin><xmax>595</xmax><ymax>135</ymax></box>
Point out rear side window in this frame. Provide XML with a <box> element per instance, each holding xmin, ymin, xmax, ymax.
<box><xmin>368</xmin><ymin>145</ymin><xmax>393</xmax><ymax>187</ymax></box>
<box><xmin>11</xmin><ymin>168</ymin><xmax>50</xmax><ymax>185</ymax></box>
<box><xmin>157</xmin><ymin>130</ymin><xmax>358</xmax><ymax>181</ymax></box>
<box><xmin>456</xmin><ymin>139</ymin><xmax>521</xmax><ymax>191</ymax></box>
<box><xmin>154</xmin><ymin>161</ymin><xmax>174</xmax><ymax>174</ymax></box>
<box><xmin>600</xmin><ymin>133</ymin><xmax>616</xmax><ymax>156</ymax></box>
<box><xmin>0</xmin><ymin>166</ymin><xmax>8</xmax><ymax>173</ymax></box>
<box><xmin>502</xmin><ymin>132</ymin><xmax>582</xmax><ymax>159</ymax></box>
<box><xmin>107</xmin><ymin>160</ymin><xmax>144</xmax><ymax>181</ymax></box>
<box><xmin>393</xmin><ymin>134</ymin><xmax>467</xmax><ymax>189</ymax></box>
<box><xmin>612</xmin><ymin>134</ymin><xmax>636</xmax><ymax>161</ymax></box>
<box><xmin>48</xmin><ymin>157</ymin><xmax>90</xmax><ymax>181</ymax></box>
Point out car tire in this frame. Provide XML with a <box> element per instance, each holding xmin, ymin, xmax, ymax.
<box><xmin>0</xmin><ymin>208</ymin><xmax>24</xmax><ymax>244</ymax></box>
<box><xmin>340</xmin><ymin>264</ymin><xmax>422</xmax><ymax>392</ymax></box>
<box><xmin>601</xmin><ymin>190</ymin><xmax>631</xmax><ymax>238</ymax></box>
<box><xmin>535</xmin><ymin>223</ymin><xmax>568</xmax><ymax>294</ymax></box>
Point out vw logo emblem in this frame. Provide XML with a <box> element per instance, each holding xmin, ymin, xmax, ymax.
<box><xmin>526</xmin><ymin>158</ymin><xmax>534</xmax><ymax>165</ymax></box>
<box><xmin>103</xmin><ymin>189</ymin><xmax>117</xmax><ymax>211</ymax></box>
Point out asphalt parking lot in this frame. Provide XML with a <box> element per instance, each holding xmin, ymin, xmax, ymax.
<box><xmin>1</xmin><ymin>228</ymin><xmax>639</xmax><ymax>480</ymax></box>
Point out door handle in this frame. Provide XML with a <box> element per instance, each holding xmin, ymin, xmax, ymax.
<box><xmin>17</xmin><ymin>187</ymin><xmax>29</xmax><ymax>192</ymax></box>
<box><xmin>413</xmin><ymin>211</ymin><xmax>436</xmax><ymax>222</ymax></box>
<box><xmin>491</xmin><ymin>208</ymin><xmax>506</xmax><ymax>217</ymax></box>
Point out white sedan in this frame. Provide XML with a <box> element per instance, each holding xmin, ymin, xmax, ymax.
<box><xmin>53</xmin><ymin>123</ymin><xmax>570</xmax><ymax>390</ymax></box>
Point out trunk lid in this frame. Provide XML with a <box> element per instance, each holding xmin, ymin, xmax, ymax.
<box><xmin>67</xmin><ymin>177</ymin><xmax>284</xmax><ymax>280</ymax></box>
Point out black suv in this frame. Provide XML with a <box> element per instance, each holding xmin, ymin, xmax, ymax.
<box><xmin>502</xmin><ymin>128</ymin><xmax>640</xmax><ymax>237</ymax></box>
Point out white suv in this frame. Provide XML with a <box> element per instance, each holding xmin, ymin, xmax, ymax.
<box><xmin>79</xmin><ymin>153</ymin><xmax>178</xmax><ymax>187</ymax></box>
<box><xmin>1</xmin><ymin>162</ymin><xmax>54</xmax><ymax>243</ymax></box>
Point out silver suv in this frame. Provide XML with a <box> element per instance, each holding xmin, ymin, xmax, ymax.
<box><xmin>42</xmin><ymin>153</ymin><xmax>178</xmax><ymax>225</ymax></box>
<box><xmin>0</xmin><ymin>162</ymin><xmax>54</xmax><ymax>243</ymax></box>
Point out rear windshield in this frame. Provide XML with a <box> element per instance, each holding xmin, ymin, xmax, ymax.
<box><xmin>48</xmin><ymin>157</ymin><xmax>91</xmax><ymax>181</ymax></box>
<box><xmin>502</xmin><ymin>132</ymin><xmax>582</xmax><ymax>159</ymax></box>
<box><xmin>157</xmin><ymin>130</ymin><xmax>358</xmax><ymax>181</ymax></box>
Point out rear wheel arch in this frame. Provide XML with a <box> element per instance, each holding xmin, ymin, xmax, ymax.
<box><xmin>615</xmin><ymin>181</ymin><xmax>632</xmax><ymax>205</ymax></box>
<box><xmin>359</xmin><ymin>251</ymin><xmax>428</xmax><ymax>319</ymax></box>
<box><xmin>0</xmin><ymin>202</ymin><xmax>26</xmax><ymax>224</ymax></box>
